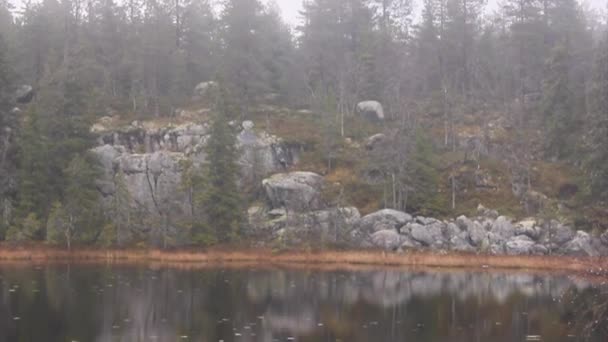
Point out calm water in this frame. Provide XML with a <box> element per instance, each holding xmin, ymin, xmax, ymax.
<box><xmin>0</xmin><ymin>264</ymin><xmax>606</xmax><ymax>342</ymax></box>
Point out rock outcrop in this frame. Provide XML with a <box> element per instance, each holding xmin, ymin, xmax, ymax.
<box><xmin>238</xmin><ymin>121</ymin><xmax>299</xmax><ymax>178</ymax></box>
<box><xmin>250</xmin><ymin>190</ymin><xmax>606</xmax><ymax>256</ymax></box>
<box><xmin>90</xmin><ymin>118</ymin><xmax>302</xmax><ymax>244</ymax></box>
<box><xmin>562</xmin><ymin>231</ymin><xmax>598</xmax><ymax>257</ymax></box>
<box><xmin>250</xmin><ymin>172</ymin><xmax>608</xmax><ymax>256</ymax></box>
<box><xmin>364</xmin><ymin>133</ymin><xmax>386</xmax><ymax>150</ymax></box>
<box><xmin>358</xmin><ymin>209</ymin><xmax>413</xmax><ymax>234</ymax></box>
<box><xmin>262</xmin><ymin>171</ymin><xmax>325</xmax><ymax>213</ymax></box>
<box><xmin>370</xmin><ymin>230</ymin><xmax>403</xmax><ymax>251</ymax></box>
<box><xmin>505</xmin><ymin>235</ymin><xmax>537</xmax><ymax>255</ymax></box>
<box><xmin>90</xmin><ymin>112</ymin><xmax>607</xmax><ymax>256</ymax></box>
<box><xmin>248</xmin><ymin>205</ymin><xmax>361</xmax><ymax>245</ymax></box>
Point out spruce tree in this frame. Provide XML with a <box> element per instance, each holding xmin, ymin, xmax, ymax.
<box><xmin>219</xmin><ymin>0</ymin><xmax>268</xmax><ymax>117</ymax></box>
<box><xmin>0</xmin><ymin>34</ymin><xmax>15</xmax><ymax>236</ymax></box>
<box><xmin>587</xmin><ymin>34</ymin><xmax>608</xmax><ymax>200</ymax></box>
<box><xmin>14</xmin><ymin>109</ymin><xmax>51</xmax><ymax>228</ymax></box>
<box><xmin>197</xmin><ymin>88</ymin><xmax>244</xmax><ymax>244</ymax></box>
<box><xmin>540</xmin><ymin>45</ymin><xmax>576</xmax><ymax>159</ymax></box>
<box><xmin>61</xmin><ymin>154</ymin><xmax>102</xmax><ymax>248</ymax></box>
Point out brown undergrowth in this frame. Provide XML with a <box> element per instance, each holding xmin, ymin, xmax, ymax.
<box><xmin>0</xmin><ymin>244</ymin><xmax>606</xmax><ymax>278</ymax></box>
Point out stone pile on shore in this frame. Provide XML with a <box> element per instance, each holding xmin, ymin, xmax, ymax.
<box><xmin>253</xmin><ymin>171</ymin><xmax>608</xmax><ymax>257</ymax></box>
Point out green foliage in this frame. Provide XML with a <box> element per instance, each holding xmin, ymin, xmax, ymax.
<box><xmin>98</xmin><ymin>223</ymin><xmax>118</xmax><ymax>247</ymax></box>
<box><xmin>0</xmin><ymin>33</ymin><xmax>16</xmax><ymax>237</ymax></box>
<box><xmin>0</xmin><ymin>34</ymin><xmax>12</xmax><ymax>110</ymax></box>
<box><xmin>540</xmin><ymin>45</ymin><xmax>577</xmax><ymax>159</ymax></box>
<box><xmin>44</xmin><ymin>154</ymin><xmax>102</xmax><ymax>248</ymax></box>
<box><xmin>63</xmin><ymin>154</ymin><xmax>102</xmax><ymax>238</ymax></box>
<box><xmin>196</xmin><ymin>89</ymin><xmax>245</xmax><ymax>243</ymax></box>
<box><xmin>14</xmin><ymin>109</ymin><xmax>51</xmax><ymax>220</ymax></box>
<box><xmin>7</xmin><ymin>213</ymin><xmax>42</xmax><ymax>243</ymax></box>
<box><xmin>587</xmin><ymin>34</ymin><xmax>608</xmax><ymax>201</ymax></box>
<box><xmin>405</xmin><ymin>132</ymin><xmax>447</xmax><ymax>216</ymax></box>
<box><xmin>192</xmin><ymin>228</ymin><xmax>219</xmax><ymax>247</ymax></box>
<box><xmin>46</xmin><ymin>202</ymin><xmax>68</xmax><ymax>245</ymax></box>
<box><xmin>220</xmin><ymin>0</ymin><xmax>270</xmax><ymax>115</ymax></box>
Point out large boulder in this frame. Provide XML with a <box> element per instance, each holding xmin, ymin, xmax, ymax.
<box><xmin>444</xmin><ymin>222</ymin><xmax>461</xmax><ymax>240</ymax></box>
<box><xmin>370</xmin><ymin>230</ymin><xmax>403</xmax><ymax>251</ymax></box>
<box><xmin>262</xmin><ymin>207</ymin><xmax>362</xmax><ymax>245</ymax></box>
<box><xmin>364</xmin><ymin>133</ymin><xmax>386</xmax><ymax>151</ymax></box>
<box><xmin>15</xmin><ymin>85</ymin><xmax>34</xmax><ymax>103</ymax></box>
<box><xmin>262</xmin><ymin>172</ymin><xmax>325</xmax><ymax>212</ymax></box>
<box><xmin>600</xmin><ymin>231</ymin><xmax>608</xmax><ymax>246</ymax></box>
<box><xmin>488</xmin><ymin>216</ymin><xmax>515</xmax><ymax>252</ymax></box>
<box><xmin>193</xmin><ymin>81</ymin><xmax>217</xmax><ymax>100</ymax></box>
<box><xmin>356</xmin><ymin>101</ymin><xmax>384</xmax><ymax>121</ymax></box>
<box><xmin>410</xmin><ymin>222</ymin><xmax>445</xmax><ymax>248</ymax></box>
<box><xmin>456</xmin><ymin>215</ymin><xmax>486</xmax><ymax>246</ymax></box>
<box><xmin>514</xmin><ymin>219</ymin><xmax>541</xmax><ymax>240</ymax></box>
<box><xmin>490</xmin><ymin>216</ymin><xmax>516</xmax><ymax>241</ymax></box>
<box><xmin>561</xmin><ymin>231</ymin><xmax>598</xmax><ymax>257</ymax></box>
<box><xmin>541</xmin><ymin>221</ymin><xmax>575</xmax><ymax>249</ymax></box>
<box><xmin>358</xmin><ymin>209</ymin><xmax>413</xmax><ymax>234</ymax></box>
<box><xmin>505</xmin><ymin>235</ymin><xmax>536</xmax><ymax>255</ymax></box>
<box><xmin>450</xmin><ymin>232</ymin><xmax>476</xmax><ymax>252</ymax></box>
<box><xmin>400</xmin><ymin>234</ymin><xmax>423</xmax><ymax>250</ymax></box>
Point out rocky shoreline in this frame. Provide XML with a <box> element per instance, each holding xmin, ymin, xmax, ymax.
<box><xmin>253</xmin><ymin>171</ymin><xmax>608</xmax><ymax>257</ymax></box>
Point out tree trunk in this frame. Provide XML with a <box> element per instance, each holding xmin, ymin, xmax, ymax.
<box><xmin>451</xmin><ymin>175</ymin><xmax>457</xmax><ymax>210</ymax></box>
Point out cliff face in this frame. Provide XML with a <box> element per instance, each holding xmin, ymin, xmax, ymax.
<box><xmin>90</xmin><ymin>117</ymin><xmax>301</xmax><ymax>243</ymax></box>
<box><xmin>87</xmin><ymin>113</ymin><xmax>608</xmax><ymax>256</ymax></box>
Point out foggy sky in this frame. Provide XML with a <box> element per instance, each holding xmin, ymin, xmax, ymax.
<box><xmin>273</xmin><ymin>0</ymin><xmax>607</xmax><ymax>26</ymax></box>
<box><xmin>7</xmin><ymin>0</ymin><xmax>607</xmax><ymax>24</ymax></box>
<box><xmin>271</xmin><ymin>0</ymin><xmax>303</xmax><ymax>25</ymax></box>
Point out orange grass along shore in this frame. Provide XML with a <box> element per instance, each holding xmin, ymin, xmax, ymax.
<box><xmin>0</xmin><ymin>244</ymin><xmax>607</xmax><ymax>276</ymax></box>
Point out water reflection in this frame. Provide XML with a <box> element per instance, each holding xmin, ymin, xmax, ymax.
<box><xmin>0</xmin><ymin>265</ymin><xmax>605</xmax><ymax>342</ymax></box>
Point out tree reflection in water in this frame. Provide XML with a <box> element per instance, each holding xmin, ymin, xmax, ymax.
<box><xmin>564</xmin><ymin>282</ymin><xmax>608</xmax><ymax>340</ymax></box>
<box><xmin>0</xmin><ymin>265</ymin><xmax>606</xmax><ymax>342</ymax></box>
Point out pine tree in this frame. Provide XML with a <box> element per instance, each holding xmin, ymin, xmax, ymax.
<box><xmin>197</xmin><ymin>88</ymin><xmax>244</xmax><ymax>244</ymax></box>
<box><xmin>0</xmin><ymin>34</ymin><xmax>15</xmax><ymax>236</ymax></box>
<box><xmin>587</xmin><ymin>34</ymin><xmax>608</xmax><ymax>200</ymax></box>
<box><xmin>502</xmin><ymin>0</ymin><xmax>544</xmax><ymax>106</ymax></box>
<box><xmin>219</xmin><ymin>0</ymin><xmax>268</xmax><ymax>118</ymax></box>
<box><xmin>540</xmin><ymin>45</ymin><xmax>576</xmax><ymax>159</ymax></box>
<box><xmin>181</xmin><ymin>0</ymin><xmax>217</xmax><ymax>89</ymax></box>
<box><xmin>414</xmin><ymin>0</ymin><xmax>441</xmax><ymax>96</ymax></box>
<box><xmin>443</xmin><ymin>0</ymin><xmax>485</xmax><ymax>102</ymax></box>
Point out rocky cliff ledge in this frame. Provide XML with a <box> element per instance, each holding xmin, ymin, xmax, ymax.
<box><xmin>91</xmin><ymin>118</ymin><xmax>301</xmax><ymax>239</ymax></box>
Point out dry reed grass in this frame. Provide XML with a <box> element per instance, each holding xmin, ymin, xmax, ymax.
<box><xmin>0</xmin><ymin>244</ymin><xmax>606</xmax><ymax>277</ymax></box>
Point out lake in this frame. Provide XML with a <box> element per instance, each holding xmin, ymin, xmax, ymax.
<box><xmin>0</xmin><ymin>264</ymin><xmax>606</xmax><ymax>342</ymax></box>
